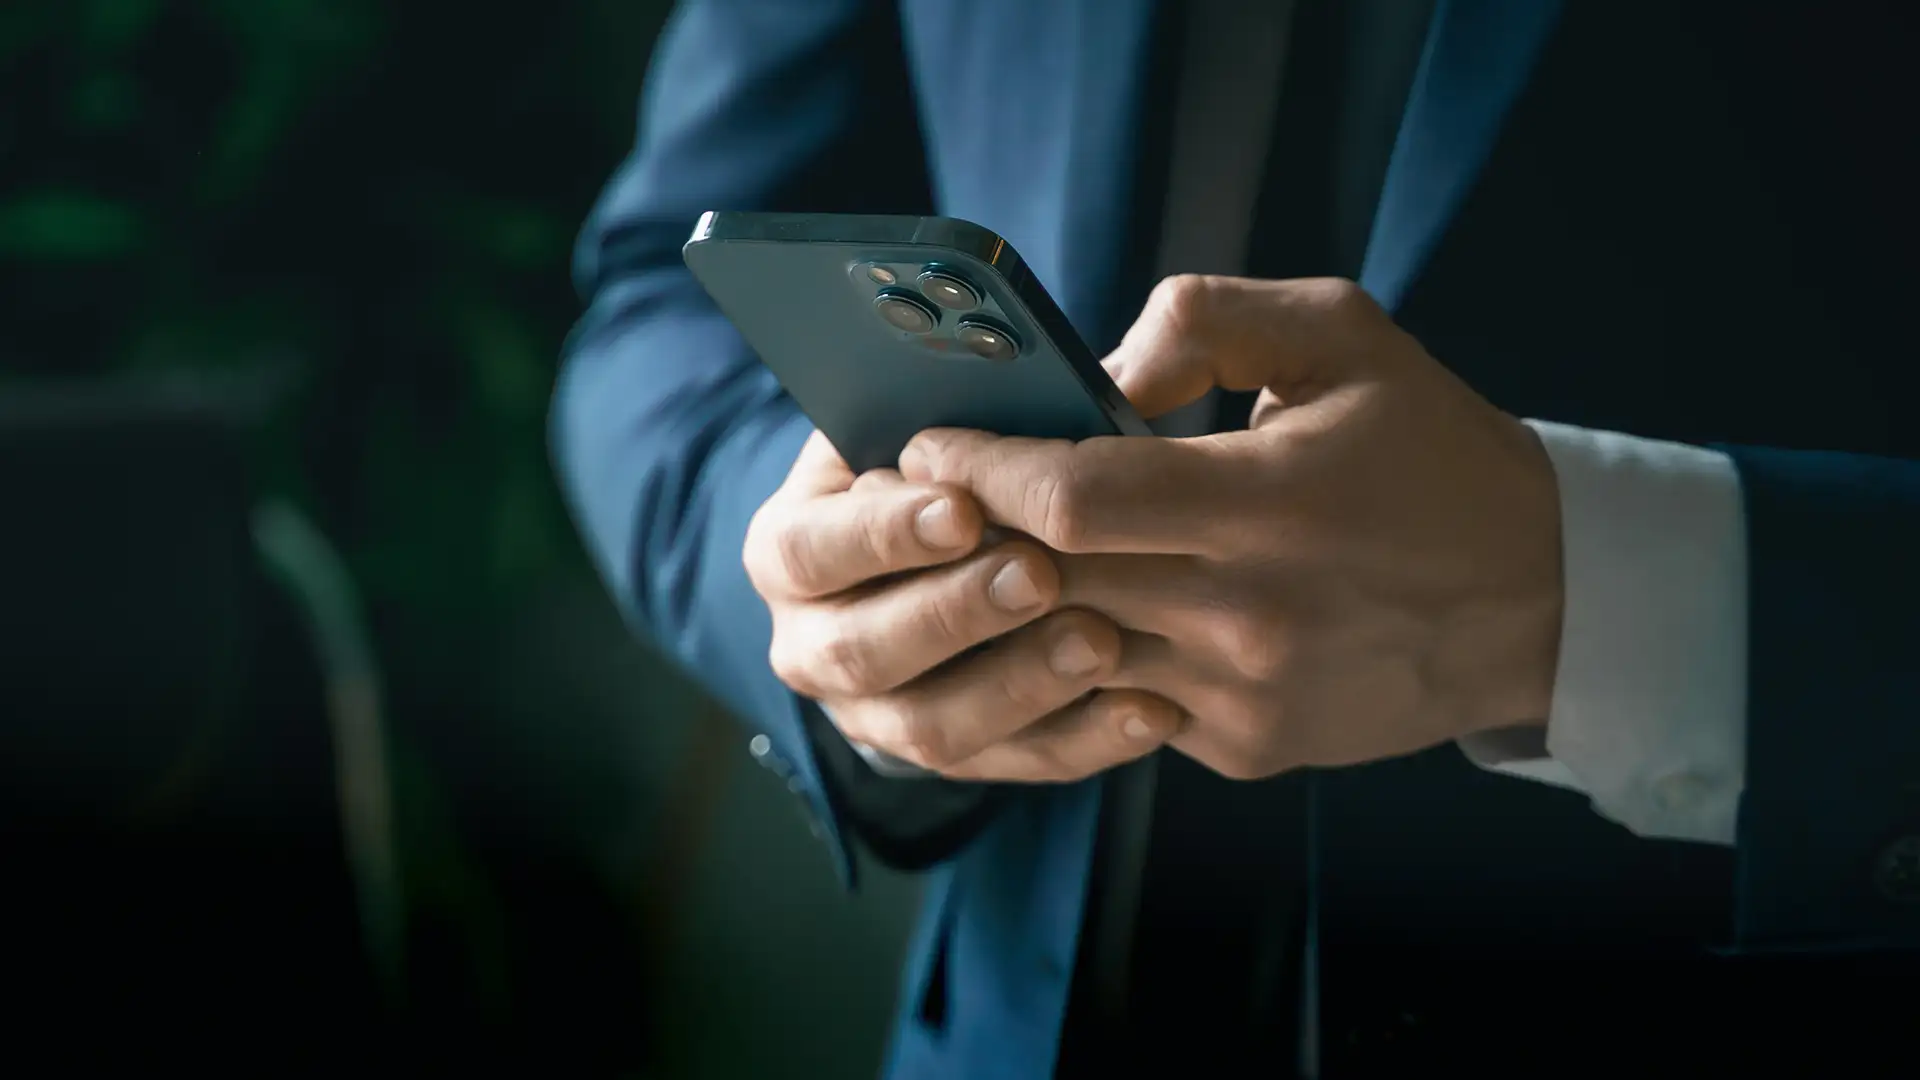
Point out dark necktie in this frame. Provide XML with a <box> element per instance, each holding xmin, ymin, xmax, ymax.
<box><xmin>1057</xmin><ymin>0</ymin><xmax>1436</xmax><ymax>1074</ymax></box>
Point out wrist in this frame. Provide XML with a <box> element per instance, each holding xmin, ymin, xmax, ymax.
<box><xmin>1446</xmin><ymin>585</ymin><xmax>1561</xmax><ymax>739</ymax></box>
<box><xmin>1446</xmin><ymin>420</ymin><xmax>1565</xmax><ymax>735</ymax></box>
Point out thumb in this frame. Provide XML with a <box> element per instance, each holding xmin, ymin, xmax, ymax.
<box><xmin>1101</xmin><ymin>275</ymin><xmax>1381</xmax><ymax>418</ymax></box>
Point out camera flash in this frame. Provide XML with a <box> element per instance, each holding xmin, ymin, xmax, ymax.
<box><xmin>865</xmin><ymin>265</ymin><xmax>897</xmax><ymax>285</ymax></box>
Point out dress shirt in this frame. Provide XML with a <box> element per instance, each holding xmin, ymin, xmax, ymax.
<box><xmin>1460</xmin><ymin>421</ymin><xmax>1749</xmax><ymax>847</ymax></box>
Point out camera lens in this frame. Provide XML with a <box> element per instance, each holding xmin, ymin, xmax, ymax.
<box><xmin>955</xmin><ymin>318</ymin><xmax>1020</xmax><ymax>361</ymax></box>
<box><xmin>917</xmin><ymin>270</ymin><xmax>979</xmax><ymax>311</ymax></box>
<box><xmin>873</xmin><ymin>290</ymin><xmax>939</xmax><ymax>334</ymax></box>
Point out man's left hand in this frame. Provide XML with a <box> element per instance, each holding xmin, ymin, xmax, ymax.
<box><xmin>900</xmin><ymin>275</ymin><xmax>1565</xmax><ymax>781</ymax></box>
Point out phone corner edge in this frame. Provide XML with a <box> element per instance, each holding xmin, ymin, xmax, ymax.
<box><xmin>682</xmin><ymin>210</ymin><xmax>720</xmax><ymax>254</ymax></box>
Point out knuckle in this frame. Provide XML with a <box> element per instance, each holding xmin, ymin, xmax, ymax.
<box><xmin>766</xmin><ymin>635</ymin><xmax>811</xmax><ymax>694</ymax></box>
<box><xmin>842</xmin><ymin>700</ymin><xmax>922</xmax><ymax>764</ymax></box>
<box><xmin>741</xmin><ymin>504</ymin><xmax>787</xmax><ymax>587</ymax></box>
<box><xmin>768</xmin><ymin>621</ymin><xmax>829</xmax><ymax>697</ymax></box>
<box><xmin>769</xmin><ymin>519</ymin><xmax>823</xmax><ymax>594</ymax></box>
<box><xmin>825</xmin><ymin>699</ymin><xmax>878</xmax><ymax>746</ymax></box>
<box><xmin>1211</xmin><ymin>610</ymin><xmax>1289</xmax><ymax>681</ymax></box>
<box><xmin>1315</xmin><ymin>275</ymin><xmax>1361</xmax><ymax>302</ymax></box>
<box><xmin>1150</xmin><ymin>273</ymin><xmax>1213</xmax><ymax>337</ymax></box>
<box><xmin>1316</xmin><ymin>277</ymin><xmax>1378</xmax><ymax>320</ymax></box>
<box><xmin>1000</xmin><ymin>663</ymin><xmax>1060</xmax><ymax>716</ymax></box>
<box><xmin>854</xmin><ymin>498</ymin><xmax>913</xmax><ymax>568</ymax></box>
<box><xmin>899</xmin><ymin>430</ymin><xmax>948</xmax><ymax>480</ymax></box>
<box><xmin>849</xmin><ymin>467</ymin><xmax>901</xmax><ymax>493</ymax></box>
<box><xmin>893</xmin><ymin>713</ymin><xmax>958</xmax><ymax>770</ymax></box>
<box><xmin>921</xmin><ymin>572</ymin><xmax>983</xmax><ymax>648</ymax></box>
<box><xmin>1027</xmin><ymin>467</ymin><xmax>1092</xmax><ymax>552</ymax></box>
<box><xmin>810</xmin><ymin>624</ymin><xmax>876</xmax><ymax>697</ymax></box>
<box><xmin>1050</xmin><ymin>609</ymin><xmax>1122</xmax><ymax>670</ymax></box>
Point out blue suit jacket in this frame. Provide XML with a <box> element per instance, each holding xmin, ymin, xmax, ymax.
<box><xmin>553</xmin><ymin>1</ymin><xmax>1920</xmax><ymax>1075</ymax></box>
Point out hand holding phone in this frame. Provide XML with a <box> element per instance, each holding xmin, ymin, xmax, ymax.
<box><xmin>742</xmin><ymin>429</ymin><xmax>1183</xmax><ymax>783</ymax></box>
<box><xmin>696</xmin><ymin>213</ymin><xmax>1183</xmax><ymax>782</ymax></box>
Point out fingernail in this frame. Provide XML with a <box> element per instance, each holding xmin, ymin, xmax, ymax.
<box><xmin>1123</xmin><ymin>714</ymin><xmax>1154</xmax><ymax>740</ymax></box>
<box><xmin>1049</xmin><ymin>633</ymin><xmax>1101</xmax><ymax>677</ymax></box>
<box><xmin>915</xmin><ymin>498</ymin><xmax>966</xmax><ymax>549</ymax></box>
<box><xmin>988</xmin><ymin>559</ymin><xmax>1043</xmax><ymax>611</ymax></box>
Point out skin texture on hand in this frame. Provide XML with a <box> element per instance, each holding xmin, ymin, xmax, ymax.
<box><xmin>742</xmin><ymin>432</ymin><xmax>1188</xmax><ymax>784</ymax></box>
<box><xmin>897</xmin><ymin>275</ymin><xmax>1565</xmax><ymax>781</ymax></box>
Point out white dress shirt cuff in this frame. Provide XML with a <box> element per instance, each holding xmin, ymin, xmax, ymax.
<box><xmin>1457</xmin><ymin>421</ymin><xmax>1749</xmax><ymax>847</ymax></box>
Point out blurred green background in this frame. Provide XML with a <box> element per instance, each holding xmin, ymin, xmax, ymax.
<box><xmin>0</xmin><ymin>1</ymin><xmax>918</xmax><ymax>1075</ymax></box>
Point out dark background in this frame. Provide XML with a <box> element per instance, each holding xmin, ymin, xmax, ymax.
<box><xmin>0</xmin><ymin>2</ymin><xmax>917</xmax><ymax>1075</ymax></box>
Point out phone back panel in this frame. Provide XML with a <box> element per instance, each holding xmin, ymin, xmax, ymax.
<box><xmin>683</xmin><ymin>213</ymin><xmax>1148</xmax><ymax>473</ymax></box>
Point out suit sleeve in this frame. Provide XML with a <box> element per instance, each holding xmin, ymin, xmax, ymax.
<box><xmin>549</xmin><ymin>0</ymin><xmax>995</xmax><ymax>887</ymax></box>
<box><xmin>1459</xmin><ymin>423</ymin><xmax>1918</xmax><ymax>950</ymax></box>
<box><xmin>1722</xmin><ymin>446</ymin><xmax>1920</xmax><ymax>951</ymax></box>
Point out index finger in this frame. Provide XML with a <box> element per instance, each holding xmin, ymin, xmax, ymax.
<box><xmin>1103</xmin><ymin>275</ymin><xmax>1390</xmax><ymax>419</ymax></box>
<box><xmin>898</xmin><ymin>427</ymin><xmax>1254</xmax><ymax>555</ymax></box>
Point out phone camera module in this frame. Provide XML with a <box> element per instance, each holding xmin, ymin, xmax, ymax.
<box><xmin>874</xmin><ymin>289</ymin><xmax>940</xmax><ymax>334</ymax></box>
<box><xmin>917</xmin><ymin>270</ymin><xmax>979</xmax><ymax>311</ymax></box>
<box><xmin>955</xmin><ymin>318</ymin><xmax>1020</xmax><ymax>361</ymax></box>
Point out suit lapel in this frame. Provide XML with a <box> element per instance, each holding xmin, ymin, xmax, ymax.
<box><xmin>1051</xmin><ymin>0</ymin><xmax>1165</xmax><ymax>350</ymax></box>
<box><xmin>901</xmin><ymin>0</ymin><xmax>1160</xmax><ymax>349</ymax></box>
<box><xmin>1360</xmin><ymin>0</ymin><xmax>1566</xmax><ymax>311</ymax></box>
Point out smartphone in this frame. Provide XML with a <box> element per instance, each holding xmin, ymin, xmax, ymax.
<box><xmin>685</xmin><ymin>211</ymin><xmax>1146</xmax><ymax>778</ymax></box>
<box><xmin>682</xmin><ymin>211</ymin><xmax>1150</xmax><ymax>474</ymax></box>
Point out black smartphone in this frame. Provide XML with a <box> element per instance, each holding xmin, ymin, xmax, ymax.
<box><xmin>682</xmin><ymin>211</ymin><xmax>1149</xmax><ymax>474</ymax></box>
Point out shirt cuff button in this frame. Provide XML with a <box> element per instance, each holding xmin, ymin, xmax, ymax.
<box><xmin>1652</xmin><ymin>771</ymin><xmax>1714</xmax><ymax>813</ymax></box>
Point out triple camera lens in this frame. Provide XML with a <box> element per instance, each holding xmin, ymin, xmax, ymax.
<box><xmin>953</xmin><ymin>319</ymin><xmax>1018</xmax><ymax>361</ymax></box>
<box><xmin>868</xmin><ymin>266</ymin><xmax>1019</xmax><ymax>360</ymax></box>
<box><xmin>918</xmin><ymin>270</ymin><xmax>979</xmax><ymax>311</ymax></box>
<box><xmin>873</xmin><ymin>290</ymin><xmax>939</xmax><ymax>334</ymax></box>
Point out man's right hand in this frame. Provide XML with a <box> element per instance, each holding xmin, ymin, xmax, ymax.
<box><xmin>744</xmin><ymin>431</ymin><xmax>1185</xmax><ymax>783</ymax></box>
